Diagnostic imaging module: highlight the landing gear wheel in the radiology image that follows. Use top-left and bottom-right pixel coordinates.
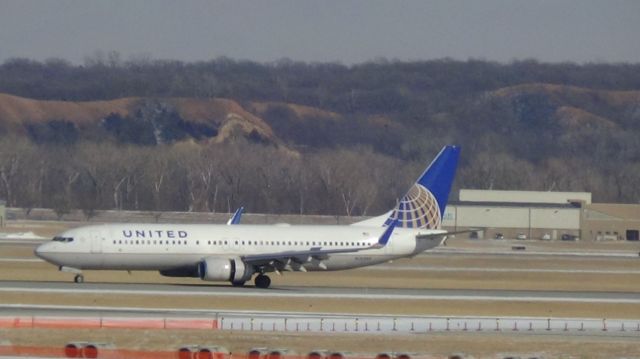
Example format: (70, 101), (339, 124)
(231, 280), (245, 287)
(73, 274), (84, 283)
(254, 274), (271, 289)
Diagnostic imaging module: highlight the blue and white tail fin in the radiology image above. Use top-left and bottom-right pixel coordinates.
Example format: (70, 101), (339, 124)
(353, 145), (460, 229)
(226, 207), (244, 225)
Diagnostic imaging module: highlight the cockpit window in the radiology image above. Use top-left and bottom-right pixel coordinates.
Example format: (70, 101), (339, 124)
(52, 236), (74, 243)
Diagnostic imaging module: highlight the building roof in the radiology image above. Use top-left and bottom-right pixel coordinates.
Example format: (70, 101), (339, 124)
(449, 201), (581, 209)
(459, 189), (591, 205)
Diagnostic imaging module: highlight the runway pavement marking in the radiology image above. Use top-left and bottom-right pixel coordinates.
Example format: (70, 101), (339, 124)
(1, 286), (639, 304)
(432, 248), (639, 258)
(0, 258), (42, 263)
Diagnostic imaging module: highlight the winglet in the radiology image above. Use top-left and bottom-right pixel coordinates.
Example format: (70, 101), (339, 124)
(374, 219), (398, 248)
(226, 207), (244, 225)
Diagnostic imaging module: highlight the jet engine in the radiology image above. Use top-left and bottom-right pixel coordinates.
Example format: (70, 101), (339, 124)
(198, 256), (252, 284)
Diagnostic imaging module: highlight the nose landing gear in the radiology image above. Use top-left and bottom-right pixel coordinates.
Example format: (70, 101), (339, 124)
(60, 266), (84, 284)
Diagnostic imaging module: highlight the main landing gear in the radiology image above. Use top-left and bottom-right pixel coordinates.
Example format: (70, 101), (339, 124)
(73, 274), (84, 283)
(254, 274), (271, 289)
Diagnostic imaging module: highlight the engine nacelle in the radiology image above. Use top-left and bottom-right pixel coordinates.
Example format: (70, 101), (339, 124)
(198, 257), (251, 283)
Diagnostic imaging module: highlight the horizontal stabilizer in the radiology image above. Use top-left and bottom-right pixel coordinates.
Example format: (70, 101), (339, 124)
(374, 219), (397, 248)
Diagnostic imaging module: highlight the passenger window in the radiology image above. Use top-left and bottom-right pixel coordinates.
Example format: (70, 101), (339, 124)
(135, 240), (139, 245)
(172, 240), (176, 245)
(208, 241), (211, 245)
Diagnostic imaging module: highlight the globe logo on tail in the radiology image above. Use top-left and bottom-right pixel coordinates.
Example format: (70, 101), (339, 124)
(384, 183), (441, 229)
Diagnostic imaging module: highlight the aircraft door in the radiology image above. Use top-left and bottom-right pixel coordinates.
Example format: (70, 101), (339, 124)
(90, 230), (103, 254)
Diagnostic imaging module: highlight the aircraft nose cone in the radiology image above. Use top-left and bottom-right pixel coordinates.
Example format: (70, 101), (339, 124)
(34, 242), (51, 261)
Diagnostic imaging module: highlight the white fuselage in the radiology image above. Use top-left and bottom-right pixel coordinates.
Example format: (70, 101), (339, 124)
(35, 223), (445, 272)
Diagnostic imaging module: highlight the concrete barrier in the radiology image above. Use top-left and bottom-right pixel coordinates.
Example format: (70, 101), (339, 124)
(248, 347), (270, 359)
(178, 345), (201, 359)
(308, 350), (328, 359)
(197, 345), (229, 359)
(64, 342), (90, 358)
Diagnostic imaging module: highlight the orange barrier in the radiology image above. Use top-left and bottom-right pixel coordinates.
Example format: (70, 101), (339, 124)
(1, 315), (220, 331)
(0, 316), (33, 328)
(1, 345), (178, 359)
(165, 318), (219, 330)
(33, 317), (101, 329)
(101, 317), (166, 329)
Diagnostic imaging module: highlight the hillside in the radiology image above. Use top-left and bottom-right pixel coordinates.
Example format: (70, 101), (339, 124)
(489, 83), (640, 130)
(1, 82), (639, 156)
(0, 93), (280, 146)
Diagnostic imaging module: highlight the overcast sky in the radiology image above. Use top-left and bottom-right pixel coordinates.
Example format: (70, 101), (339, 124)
(1, 0), (639, 65)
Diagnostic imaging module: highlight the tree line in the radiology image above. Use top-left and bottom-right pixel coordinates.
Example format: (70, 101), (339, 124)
(2, 137), (639, 218)
(1, 56), (640, 209)
(0, 138), (414, 217)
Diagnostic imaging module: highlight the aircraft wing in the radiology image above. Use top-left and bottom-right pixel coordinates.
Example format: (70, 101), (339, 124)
(241, 220), (398, 271)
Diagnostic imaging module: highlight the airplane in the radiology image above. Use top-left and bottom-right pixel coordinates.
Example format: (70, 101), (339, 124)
(35, 145), (460, 289)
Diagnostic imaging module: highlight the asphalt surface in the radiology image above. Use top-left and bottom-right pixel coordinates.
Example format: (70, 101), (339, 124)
(1, 280), (639, 303)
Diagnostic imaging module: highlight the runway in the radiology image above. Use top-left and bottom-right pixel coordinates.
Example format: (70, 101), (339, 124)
(5, 256), (640, 274)
(1, 280), (639, 304)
